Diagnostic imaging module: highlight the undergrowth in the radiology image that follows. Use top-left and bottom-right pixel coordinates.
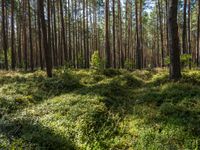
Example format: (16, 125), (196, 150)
(0, 69), (200, 149)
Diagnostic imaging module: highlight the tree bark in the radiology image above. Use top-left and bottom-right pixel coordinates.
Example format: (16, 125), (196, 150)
(188, 0), (192, 69)
(135, 0), (142, 69)
(113, 0), (116, 68)
(39, 0), (53, 77)
(28, 0), (34, 71)
(11, 0), (16, 70)
(105, 0), (111, 68)
(182, 0), (187, 54)
(2, 0), (8, 70)
(168, 0), (182, 80)
(158, 0), (165, 67)
(197, 0), (200, 66)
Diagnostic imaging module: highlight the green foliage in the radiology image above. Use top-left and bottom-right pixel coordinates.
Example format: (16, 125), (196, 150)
(181, 54), (192, 66)
(90, 51), (104, 71)
(124, 59), (134, 70)
(164, 56), (170, 65)
(165, 54), (192, 68)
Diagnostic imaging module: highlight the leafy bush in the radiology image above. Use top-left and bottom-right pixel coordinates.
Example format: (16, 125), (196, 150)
(90, 51), (104, 71)
(124, 59), (134, 70)
(181, 54), (192, 66)
(181, 71), (200, 84)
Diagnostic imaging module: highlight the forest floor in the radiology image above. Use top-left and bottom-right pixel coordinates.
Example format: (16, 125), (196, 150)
(0, 68), (200, 149)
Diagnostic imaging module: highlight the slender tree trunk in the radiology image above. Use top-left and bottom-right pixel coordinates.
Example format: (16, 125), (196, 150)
(60, 0), (68, 63)
(182, 0), (187, 54)
(47, 0), (52, 68)
(158, 0), (165, 67)
(165, 0), (169, 56)
(113, 0), (116, 68)
(86, 0), (89, 68)
(39, 0), (53, 77)
(68, 0), (72, 64)
(83, 0), (87, 68)
(105, 0), (111, 68)
(37, 0), (44, 70)
(2, 0), (8, 70)
(11, 0), (16, 70)
(135, 0), (142, 69)
(28, 0), (34, 71)
(168, 0), (182, 80)
(197, 0), (200, 66)
(156, 4), (160, 67)
(139, 0), (143, 68)
(23, 0), (28, 71)
(117, 0), (122, 68)
(53, 0), (58, 67)
(17, 19), (22, 67)
(188, 0), (192, 69)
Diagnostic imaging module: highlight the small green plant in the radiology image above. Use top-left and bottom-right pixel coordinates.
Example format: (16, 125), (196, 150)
(90, 51), (103, 71)
(124, 59), (133, 70)
(164, 56), (170, 66)
(181, 54), (192, 67)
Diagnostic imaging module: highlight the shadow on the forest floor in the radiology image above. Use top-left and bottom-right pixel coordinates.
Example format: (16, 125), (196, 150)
(0, 118), (75, 150)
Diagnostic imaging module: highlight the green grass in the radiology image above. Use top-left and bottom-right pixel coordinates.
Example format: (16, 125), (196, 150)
(0, 69), (200, 149)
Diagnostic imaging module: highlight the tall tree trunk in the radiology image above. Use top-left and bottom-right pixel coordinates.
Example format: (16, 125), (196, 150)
(158, 0), (165, 67)
(23, 0), (28, 71)
(86, 0), (89, 68)
(53, 0), (58, 67)
(165, 0), (169, 56)
(105, 0), (111, 68)
(60, 0), (68, 63)
(135, 0), (142, 69)
(168, 0), (182, 80)
(117, 0), (122, 68)
(182, 0), (187, 54)
(68, 0), (72, 64)
(37, 0), (44, 70)
(188, 0), (191, 69)
(39, 0), (53, 77)
(17, 19), (22, 67)
(11, 0), (16, 70)
(139, 0), (143, 68)
(197, 0), (200, 66)
(83, 0), (86, 68)
(47, 0), (52, 68)
(2, 0), (8, 70)
(28, 0), (34, 71)
(113, 0), (116, 68)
